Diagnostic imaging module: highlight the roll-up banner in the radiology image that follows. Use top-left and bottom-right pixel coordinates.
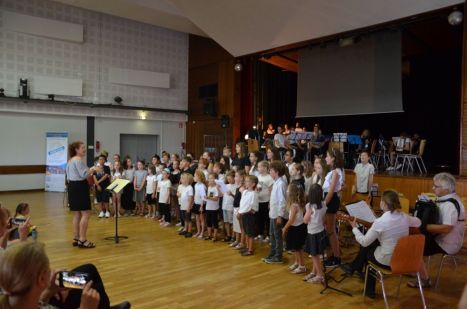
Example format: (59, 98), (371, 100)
(45, 132), (68, 192)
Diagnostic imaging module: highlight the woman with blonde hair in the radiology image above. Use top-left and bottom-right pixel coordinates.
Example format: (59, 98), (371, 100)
(340, 190), (421, 299)
(0, 242), (109, 309)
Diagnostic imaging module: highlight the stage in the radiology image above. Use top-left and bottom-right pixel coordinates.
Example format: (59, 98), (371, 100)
(0, 190), (465, 308)
(342, 169), (467, 208)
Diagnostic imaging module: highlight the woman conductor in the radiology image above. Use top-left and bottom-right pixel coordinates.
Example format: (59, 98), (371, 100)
(66, 141), (96, 248)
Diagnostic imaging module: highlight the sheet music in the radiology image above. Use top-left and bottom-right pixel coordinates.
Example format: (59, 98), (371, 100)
(345, 200), (376, 223)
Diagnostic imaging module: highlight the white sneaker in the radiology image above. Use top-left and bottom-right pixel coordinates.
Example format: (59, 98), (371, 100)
(386, 166), (394, 171)
(255, 235), (263, 241)
(105, 211), (110, 218)
(262, 236), (270, 243)
(176, 222), (182, 227)
(177, 227), (184, 232)
(98, 211), (105, 218)
(163, 222), (171, 227)
(396, 163), (402, 170)
(292, 266), (307, 274)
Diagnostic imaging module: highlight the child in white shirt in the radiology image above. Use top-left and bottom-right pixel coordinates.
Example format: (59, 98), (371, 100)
(157, 168), (172, 227)
(178, 173), (194, 237)
(222, 171), (237, 242)
(238, 175), (259, 256)
(255, 161), (274, 242)
(204, 173), (220, 241)
(145, 165), (157, 219)
(193, 170), (207, 239)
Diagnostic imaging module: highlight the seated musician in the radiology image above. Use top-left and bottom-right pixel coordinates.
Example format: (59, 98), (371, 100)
(273, 126), (290, 151)
(340, 191), (421, 298)
(408, 172), (465, 288)
(307, 124), (324, 158)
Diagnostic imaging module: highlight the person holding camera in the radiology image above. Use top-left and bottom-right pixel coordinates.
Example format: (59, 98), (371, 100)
(66, 141), (96, 249)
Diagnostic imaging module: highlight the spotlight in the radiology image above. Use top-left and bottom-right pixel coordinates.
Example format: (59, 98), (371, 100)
(140, 110), (147, 120)
(448, 10), (463, 26)
(114, 96), (123, 104)
(0, 88), (4, 97)
(48, 94), (55, 101)
(234, 61), (243, 72)
(339, 37), (355, 47)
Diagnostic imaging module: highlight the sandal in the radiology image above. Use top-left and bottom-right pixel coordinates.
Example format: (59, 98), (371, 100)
(303, 272), (316, 281)
(241, 251), (254, 256)
(72, 238), (79, 247)
(78, 240), (96, 249)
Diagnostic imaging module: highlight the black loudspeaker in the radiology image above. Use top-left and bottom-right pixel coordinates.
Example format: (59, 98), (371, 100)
(200, 84), (218, 117)
(221, 115), (230, 128)
(199, 84), (218, 99)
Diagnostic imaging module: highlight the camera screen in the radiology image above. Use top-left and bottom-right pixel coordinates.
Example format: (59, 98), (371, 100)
(61, 271), (89, 289)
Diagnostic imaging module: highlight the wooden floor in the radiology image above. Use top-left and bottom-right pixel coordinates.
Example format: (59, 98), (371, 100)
(1, 191), (466, 308)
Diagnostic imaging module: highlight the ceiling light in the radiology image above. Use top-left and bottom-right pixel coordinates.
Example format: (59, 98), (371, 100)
(234, 61), (243, 72)
(448, 10), (463, 26)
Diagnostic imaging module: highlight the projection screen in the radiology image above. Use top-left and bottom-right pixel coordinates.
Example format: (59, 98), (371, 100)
(296, 30), (403, 118)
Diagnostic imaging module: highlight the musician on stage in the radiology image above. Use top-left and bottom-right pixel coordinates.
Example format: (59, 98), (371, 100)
(340, 191), (421, 298)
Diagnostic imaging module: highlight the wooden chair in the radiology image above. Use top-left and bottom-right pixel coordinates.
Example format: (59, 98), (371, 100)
(363, 234), (426, 309)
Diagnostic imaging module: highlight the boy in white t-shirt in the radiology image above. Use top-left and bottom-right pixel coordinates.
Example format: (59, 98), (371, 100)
(178, 173), (194, 238)
(353, 150), (375, 201)
(239, 175), (259, 256)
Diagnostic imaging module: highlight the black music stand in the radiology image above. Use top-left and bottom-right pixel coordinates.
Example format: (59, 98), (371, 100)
(320, 263), (352, 297)
(104, 180), (129, 244)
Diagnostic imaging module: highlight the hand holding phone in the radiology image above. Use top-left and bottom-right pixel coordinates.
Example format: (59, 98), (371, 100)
(59, 271), (90, 289)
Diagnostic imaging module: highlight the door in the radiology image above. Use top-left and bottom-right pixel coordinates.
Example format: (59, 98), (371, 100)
(120, 134), (159, 164)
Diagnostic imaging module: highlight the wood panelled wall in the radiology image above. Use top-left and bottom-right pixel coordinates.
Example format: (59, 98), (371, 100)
(186, 35), (241, 158)
(461, 4), (467, 175)
(342, 171), (467, 207)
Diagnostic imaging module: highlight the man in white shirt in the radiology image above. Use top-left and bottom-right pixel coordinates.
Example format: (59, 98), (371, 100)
(409, 172), (465, 288)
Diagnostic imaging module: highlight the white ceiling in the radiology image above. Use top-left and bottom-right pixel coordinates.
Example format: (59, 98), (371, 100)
(53, 0), (463, 57)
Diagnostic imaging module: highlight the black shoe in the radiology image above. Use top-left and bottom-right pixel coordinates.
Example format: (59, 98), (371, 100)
(365, 292), (376, 299)
(184, 232), (193, 238)
(340, 263), (354, 276)
(178, 230), (187, 236)
(223, 237), (231, 242)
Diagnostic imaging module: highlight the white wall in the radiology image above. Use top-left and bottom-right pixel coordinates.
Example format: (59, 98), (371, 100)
(0, 0), (188, 110)
(95, 117), (185, 159)
(0, 112), (86, 191)
(0, 0), (188, 191)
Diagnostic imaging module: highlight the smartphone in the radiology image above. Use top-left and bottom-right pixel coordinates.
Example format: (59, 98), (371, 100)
(59, 271), (90, 289)
(209, 192), (214, 198)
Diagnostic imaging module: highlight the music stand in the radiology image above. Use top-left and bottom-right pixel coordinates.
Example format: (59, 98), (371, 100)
(104, 179), (130, 244)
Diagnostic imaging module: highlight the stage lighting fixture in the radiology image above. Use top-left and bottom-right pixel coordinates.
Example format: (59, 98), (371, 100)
(234, 61), (243, 72)
(448, 10), (463, 26)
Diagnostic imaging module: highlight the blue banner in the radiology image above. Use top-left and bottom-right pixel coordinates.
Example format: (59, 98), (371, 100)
(45, 132), (68, 192)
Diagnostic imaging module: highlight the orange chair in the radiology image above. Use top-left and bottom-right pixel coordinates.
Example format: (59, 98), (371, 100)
(363, 234), (426, 309)
(399, 197), (410, 214)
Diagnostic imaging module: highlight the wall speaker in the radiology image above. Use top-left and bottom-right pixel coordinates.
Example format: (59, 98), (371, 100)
(221, 115), (230, 128)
